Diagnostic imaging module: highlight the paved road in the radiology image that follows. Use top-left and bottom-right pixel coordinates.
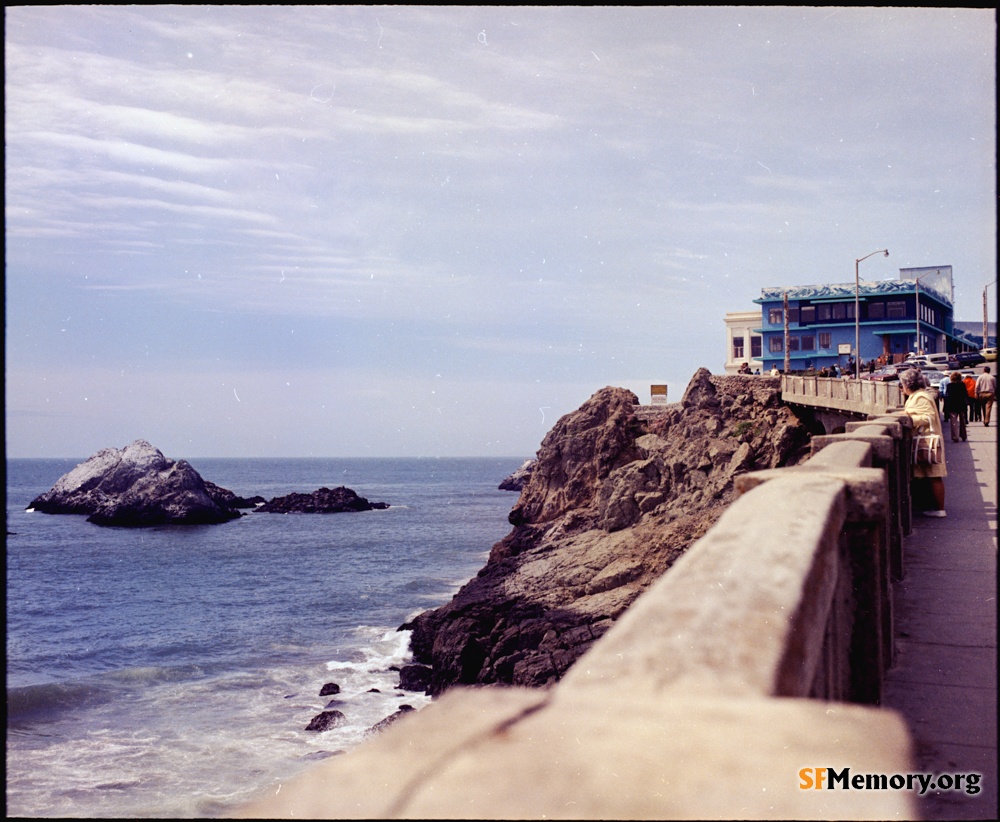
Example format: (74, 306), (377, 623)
(883, 415), (997, 820)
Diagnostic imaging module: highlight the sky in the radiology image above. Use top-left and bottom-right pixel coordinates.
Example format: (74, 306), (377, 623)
(5, 6), (996, 458)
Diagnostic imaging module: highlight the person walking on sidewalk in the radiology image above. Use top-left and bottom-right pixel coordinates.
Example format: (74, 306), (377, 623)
(943, 371), (969, 442)
(964, 372), (980, 422)
(901, 368), (947, 517)
(976, 366), (996, 427)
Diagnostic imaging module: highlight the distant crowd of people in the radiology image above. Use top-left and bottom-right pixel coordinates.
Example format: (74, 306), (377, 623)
(938, 366), (996, 440)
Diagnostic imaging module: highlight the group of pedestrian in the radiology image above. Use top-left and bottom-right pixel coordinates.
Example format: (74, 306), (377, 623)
(902, 365), (996, 519)
(938, 366), (996, 442)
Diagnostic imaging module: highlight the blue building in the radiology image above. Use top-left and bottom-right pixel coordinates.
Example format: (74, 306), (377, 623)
(753, 267), (960, 373)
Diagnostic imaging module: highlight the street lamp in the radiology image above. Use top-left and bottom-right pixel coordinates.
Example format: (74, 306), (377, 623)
(855, 248), (889, 378)
(985, 281), (997, 350)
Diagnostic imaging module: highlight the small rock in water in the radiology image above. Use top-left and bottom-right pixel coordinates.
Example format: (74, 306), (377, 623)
(367, 688), (381, 693)
(365, 704), (416, 736)
(305, 710), (346, 732)
(398, 663), (433, 692)
(302, 750), (340, 761)
(319, 682), (340, 696)
(324, 699), (341, 709)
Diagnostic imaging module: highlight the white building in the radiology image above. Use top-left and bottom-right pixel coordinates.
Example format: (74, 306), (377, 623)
(724, 310), (764, 374)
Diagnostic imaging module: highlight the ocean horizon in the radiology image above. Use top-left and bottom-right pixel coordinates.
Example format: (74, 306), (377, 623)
(6, 456), (527, 818)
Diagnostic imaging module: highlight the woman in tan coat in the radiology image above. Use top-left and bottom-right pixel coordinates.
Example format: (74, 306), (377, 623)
(901, 368), (947, 517)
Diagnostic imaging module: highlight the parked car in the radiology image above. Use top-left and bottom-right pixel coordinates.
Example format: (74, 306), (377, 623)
(906, 353), (951, 370)
(860, 367), (901, 382)
(955, 351), (985, 367)
(982, 347), (997, 362)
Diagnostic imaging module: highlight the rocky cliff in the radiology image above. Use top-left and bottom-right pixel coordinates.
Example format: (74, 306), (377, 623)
(401, 369), (812, 695)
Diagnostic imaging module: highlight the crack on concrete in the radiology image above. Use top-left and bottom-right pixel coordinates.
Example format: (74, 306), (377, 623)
(382, 695), (552, 817)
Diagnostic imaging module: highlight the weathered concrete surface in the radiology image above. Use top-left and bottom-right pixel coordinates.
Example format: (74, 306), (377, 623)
(782, 375), (904, 417)
(556, 474), (849, 700)
(236, 686), (915, 820)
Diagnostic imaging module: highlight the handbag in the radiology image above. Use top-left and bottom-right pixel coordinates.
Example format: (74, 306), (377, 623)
(912, 433), (943, 465)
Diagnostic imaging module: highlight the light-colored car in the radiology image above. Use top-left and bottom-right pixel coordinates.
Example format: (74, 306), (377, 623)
(981, 347), (996, 362)
(904, 353), (951, 370)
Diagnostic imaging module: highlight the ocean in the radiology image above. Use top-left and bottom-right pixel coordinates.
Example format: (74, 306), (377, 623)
(5, 456), (526, 818)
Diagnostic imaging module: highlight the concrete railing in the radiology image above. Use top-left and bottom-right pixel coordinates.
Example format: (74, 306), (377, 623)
(237, 413), (918, 820)
(782, 374), (904, 416)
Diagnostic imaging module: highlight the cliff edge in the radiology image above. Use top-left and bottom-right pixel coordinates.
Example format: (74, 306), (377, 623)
(402, 369), (811, 695)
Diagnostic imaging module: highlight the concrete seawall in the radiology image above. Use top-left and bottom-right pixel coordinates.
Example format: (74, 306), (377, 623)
(236, 397), (921, 819)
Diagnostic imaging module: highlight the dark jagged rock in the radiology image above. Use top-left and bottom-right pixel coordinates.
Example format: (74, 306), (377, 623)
(401, 371), (812, 696)
(304, 710), (346, 732)
(27, 440), (242, 528)
(318, 682), (341, 697)
(203, 481), (265, 510)
(365, 704), (415, 737)
(397, 664), (433, 692)
(257, 486), (388, 514)
(499, 459), (537, 491)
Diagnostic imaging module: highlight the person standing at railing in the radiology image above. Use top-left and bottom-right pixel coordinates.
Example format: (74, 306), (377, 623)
(900, 368), (947, 518)
(976, 367), (996, 427)
(943, 372), (969, 443)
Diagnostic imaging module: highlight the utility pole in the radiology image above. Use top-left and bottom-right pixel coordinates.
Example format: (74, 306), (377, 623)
(985, 281), (996, 348)
(783, 291), (790, 374)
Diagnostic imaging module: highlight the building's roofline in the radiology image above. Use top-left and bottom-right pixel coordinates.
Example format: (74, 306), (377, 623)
(755, 280), (952, 305)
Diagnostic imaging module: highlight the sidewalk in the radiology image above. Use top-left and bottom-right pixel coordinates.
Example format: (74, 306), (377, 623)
(882, 416), (997, 820)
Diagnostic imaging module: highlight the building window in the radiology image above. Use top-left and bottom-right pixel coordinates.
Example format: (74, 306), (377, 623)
(801, 335), (815, 351)
(831, 303), (855, 321)
(787, 336), (800, 352)
(788, 307), (800, 324)
(769, 337), (784, 353)
(751, 337), (762, 358)
(819, 332), (831, 348)
(733, 336), (744, 358)
(800, 306), (816, 324)
(768, 308), (783, 325)
(887, 301), (906, 318)
(818, 305), (831, 321)
(868, 302), (885, 320)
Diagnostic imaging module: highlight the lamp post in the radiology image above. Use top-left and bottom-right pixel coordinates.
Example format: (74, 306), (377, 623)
(985, 281), (997, 350)
(855, 248), (889, 378)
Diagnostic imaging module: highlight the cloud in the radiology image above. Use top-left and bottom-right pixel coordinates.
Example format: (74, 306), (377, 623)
(4, 6), (995, 458)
